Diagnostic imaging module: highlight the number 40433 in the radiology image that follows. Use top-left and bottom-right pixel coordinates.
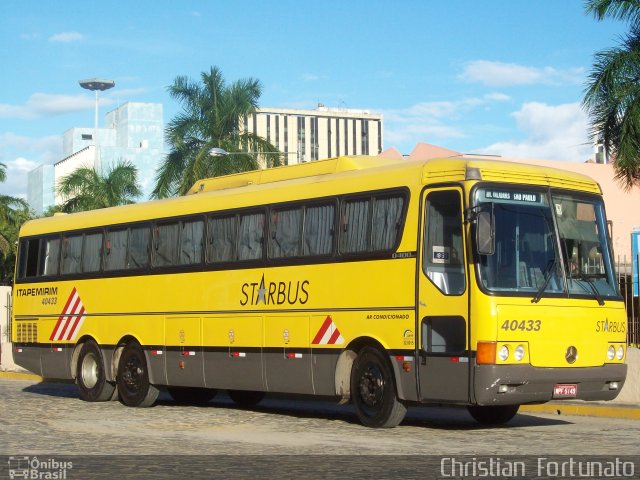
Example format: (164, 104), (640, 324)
(500, 319), (541, 332)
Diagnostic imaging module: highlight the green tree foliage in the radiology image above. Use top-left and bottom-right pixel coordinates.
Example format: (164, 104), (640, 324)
(0, 162), (32, 283)
(153, 66), (281, 198)
(57, 161), (142, 213)
(584, 0), (640, 187)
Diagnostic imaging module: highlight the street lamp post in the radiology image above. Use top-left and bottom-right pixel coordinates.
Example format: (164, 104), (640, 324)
(79, 78), (115, 171)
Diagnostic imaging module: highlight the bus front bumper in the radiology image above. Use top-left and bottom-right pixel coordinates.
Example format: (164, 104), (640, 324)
(473, 363), (627, 406)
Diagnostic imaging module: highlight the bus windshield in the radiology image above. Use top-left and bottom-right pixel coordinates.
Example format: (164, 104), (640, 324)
(474, 187), (618, 300)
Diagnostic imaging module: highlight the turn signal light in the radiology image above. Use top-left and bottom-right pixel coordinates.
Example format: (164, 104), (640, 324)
(477, 342), (497, 364)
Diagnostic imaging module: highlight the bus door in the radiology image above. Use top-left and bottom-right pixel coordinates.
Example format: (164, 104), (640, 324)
(417, 187), (470, 402)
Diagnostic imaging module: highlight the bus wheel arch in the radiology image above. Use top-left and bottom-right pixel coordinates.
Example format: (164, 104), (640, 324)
(74, 337), (116, 402)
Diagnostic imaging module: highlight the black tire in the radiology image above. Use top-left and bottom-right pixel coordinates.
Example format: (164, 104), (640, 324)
(227, 390), (266, 407)
(167, 387), (217, 405)
(467, 405), (520, 425)
(76, 340), (116, 402)
(350, 346), (407, 428)
(116, 342), (159, 407)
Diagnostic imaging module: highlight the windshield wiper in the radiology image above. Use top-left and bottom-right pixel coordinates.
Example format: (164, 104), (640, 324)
(574, 273), (605, 306)
(531, 258), (557, 304)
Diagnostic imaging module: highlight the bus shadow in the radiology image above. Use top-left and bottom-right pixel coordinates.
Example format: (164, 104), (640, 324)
(22, 380), (78, 399)
(23, 381), (572, 429)
(159, 391), (572, 429)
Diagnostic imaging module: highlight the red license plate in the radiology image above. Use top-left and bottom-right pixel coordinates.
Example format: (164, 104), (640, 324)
(553, 384), (577, 398)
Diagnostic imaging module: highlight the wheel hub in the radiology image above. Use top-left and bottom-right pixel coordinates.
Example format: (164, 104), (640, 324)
(358, 365), (384, 407)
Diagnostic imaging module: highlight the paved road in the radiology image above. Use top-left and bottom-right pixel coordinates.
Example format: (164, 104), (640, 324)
(0, 378), (638, 458)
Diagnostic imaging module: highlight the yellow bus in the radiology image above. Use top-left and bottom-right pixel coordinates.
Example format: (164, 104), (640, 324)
(12, 155), (627, 427)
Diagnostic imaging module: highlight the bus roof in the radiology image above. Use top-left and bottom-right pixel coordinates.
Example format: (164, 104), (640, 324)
(20, 155), (601, 237)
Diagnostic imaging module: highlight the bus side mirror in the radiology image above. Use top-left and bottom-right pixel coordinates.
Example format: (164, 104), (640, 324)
(476, 211), (495, 255)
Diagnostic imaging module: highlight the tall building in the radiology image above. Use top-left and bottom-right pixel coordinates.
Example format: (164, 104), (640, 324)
(27, 102), (164, 214)
(249, 106), (383, 164)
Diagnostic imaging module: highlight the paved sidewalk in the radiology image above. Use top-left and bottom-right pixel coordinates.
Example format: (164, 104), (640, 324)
(2, 370), (638, 420)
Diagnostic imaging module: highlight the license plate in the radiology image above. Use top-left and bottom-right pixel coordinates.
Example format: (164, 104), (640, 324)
(553, 384), (577, 398)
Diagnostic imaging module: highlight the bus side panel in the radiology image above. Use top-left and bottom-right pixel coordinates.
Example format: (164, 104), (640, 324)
(264, 315), (313, 394)
(164, 316), (204, 388)
(203, 316), (264, 391)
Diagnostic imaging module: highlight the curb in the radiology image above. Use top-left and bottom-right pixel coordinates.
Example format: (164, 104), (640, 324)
(0, 370), (43, 382)
(520, 402), (640, 420)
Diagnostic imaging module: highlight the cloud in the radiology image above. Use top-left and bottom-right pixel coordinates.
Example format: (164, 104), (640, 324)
(0, 134), (62, 198)
(6, 157), (39, 173)
(0, 93), (111, 119)
(48, 31), (84, 43)
(477, 102), (592, 162)
(460, 60), (584, 87)
(383, 94), (509, 149)
(301, 73), (327, 82)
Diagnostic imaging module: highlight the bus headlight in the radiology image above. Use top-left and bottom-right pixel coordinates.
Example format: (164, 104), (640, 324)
(616, 346), (624, 360)
(607, 345), (615, 361)
(514, 345), (525, 362)
(498, 345), (509, 362)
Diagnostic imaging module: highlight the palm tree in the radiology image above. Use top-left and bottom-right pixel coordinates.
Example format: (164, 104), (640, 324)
(584, 0), (640, 187)
(153, 66), (281, 198)
(0, 161), (32, 283)
(57, 161), (142, 213)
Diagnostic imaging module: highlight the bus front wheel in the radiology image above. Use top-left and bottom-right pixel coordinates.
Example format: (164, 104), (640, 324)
(350, 346), (407, 428)
(76, 340), (116, 402)
(467, 404), (519, 425)
(116, 342), (159, 407)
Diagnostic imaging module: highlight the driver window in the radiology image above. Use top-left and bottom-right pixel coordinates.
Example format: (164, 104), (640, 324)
(423, 190), (465, 295)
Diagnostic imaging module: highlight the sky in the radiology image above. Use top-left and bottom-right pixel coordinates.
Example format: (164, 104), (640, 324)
(0, 0), (629, 200)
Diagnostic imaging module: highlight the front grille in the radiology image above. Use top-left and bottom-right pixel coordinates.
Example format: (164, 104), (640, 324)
(16, 322), (38, 343)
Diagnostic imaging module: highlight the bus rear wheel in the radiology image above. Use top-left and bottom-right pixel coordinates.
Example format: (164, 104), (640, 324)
(167, 387), (217, 405)
(116, 342), (159, 407)
(350, 346), (407, 428)
(76, 340), (116, 402)
(227, 390), (265, 407)
(467, 405), (519, 425)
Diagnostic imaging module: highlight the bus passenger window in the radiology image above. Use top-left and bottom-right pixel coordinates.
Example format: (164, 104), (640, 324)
(105, 229), (128, 271)
(61, 235), (83, 275)
(179, 219), (204, 265)
(270, 207), (302, 258)
(129, 225), (150, 269)
(371, 196), (404, 251)
(207, 216), (237, 263)
(154, 222), (180, 267)
(18, 239), (40, 278)
(82, 232), (103, 273)
(38, 237), (60, 277)
(238, 212), (264, 261)
(303, 204), (335, 256)
(341, 198), (370, 253)
(423, 191), (465, 295)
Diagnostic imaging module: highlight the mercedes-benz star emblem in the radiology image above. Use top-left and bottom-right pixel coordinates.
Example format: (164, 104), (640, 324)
(565, 346), (578, 364)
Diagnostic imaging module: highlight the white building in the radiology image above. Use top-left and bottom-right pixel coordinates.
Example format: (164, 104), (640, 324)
(249, 106), (383, 164)
(27, 102), (164, 214)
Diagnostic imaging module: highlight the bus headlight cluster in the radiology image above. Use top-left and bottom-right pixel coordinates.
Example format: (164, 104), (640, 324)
(607, 344), (626, 362)
(496, 343), (527, 362)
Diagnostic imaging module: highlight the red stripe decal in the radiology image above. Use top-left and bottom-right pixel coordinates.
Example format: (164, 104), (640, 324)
(327, 328), (341, 345)
(312, 316), (332, 344)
